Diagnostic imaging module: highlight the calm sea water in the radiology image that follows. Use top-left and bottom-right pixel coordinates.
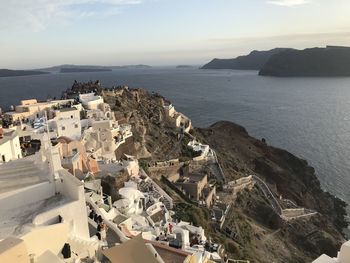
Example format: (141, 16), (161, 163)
(0, 68), (349, 217)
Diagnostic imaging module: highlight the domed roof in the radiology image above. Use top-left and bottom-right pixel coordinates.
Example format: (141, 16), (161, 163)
(119, 187), (144, 200)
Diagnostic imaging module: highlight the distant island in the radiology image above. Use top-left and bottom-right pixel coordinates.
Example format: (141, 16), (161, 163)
(176, 65), (195, 69)
(259, 46), (350, 77)
(37, 64), (152, 73)
(60, 67), (112, 73)
(202, 46), (350, 77)
(0, 69), (49, 78)
(201, 48), (289, 70)
(111, 64), (152, 69)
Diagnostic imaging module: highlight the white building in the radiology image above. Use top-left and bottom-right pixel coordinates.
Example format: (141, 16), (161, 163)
(82, 119), (132, 162)
(164, 104), (192, 133)
(85, 106), (113, 128)
(0, 135), (98, 262)
(0, 127), (22, 163)
(48, 107), (82, 140)
(122, 154), (140, 176)
(313, 241), (350, 263)
(187, 140), (212, 161)
(4, 98), (75, 123)
(79, 92), (104, 110)
(49, 118), (81, 140)
(118, 187), (145, 215)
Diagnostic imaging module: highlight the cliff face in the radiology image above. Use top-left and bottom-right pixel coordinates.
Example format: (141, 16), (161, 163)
(201, 48), (289, 70)
(259, 46), (350, 77)
(193, 121), (347, 262)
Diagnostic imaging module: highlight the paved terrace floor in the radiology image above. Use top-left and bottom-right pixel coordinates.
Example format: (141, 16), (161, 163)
(0, 157), (49, 194)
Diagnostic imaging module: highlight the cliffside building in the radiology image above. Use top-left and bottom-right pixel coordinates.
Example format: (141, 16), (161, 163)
(79, 92), (104, 110)
(0, 127), (22, 163)
(173, 173), (216, 208)
(57, 136), (99, 179)
(48, 107), (82, 140)
(164, 104), (192, 133)
(82, 119), (132, 162)
(3, 99), (75, 123)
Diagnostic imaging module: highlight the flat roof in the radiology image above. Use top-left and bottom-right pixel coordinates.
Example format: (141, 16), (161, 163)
(145, 240), (191, 263)
(0, 130), (17, 145)
(0, 157), (49, 194)
(102, 234), (159, 263)
(58, 107), (78, 112)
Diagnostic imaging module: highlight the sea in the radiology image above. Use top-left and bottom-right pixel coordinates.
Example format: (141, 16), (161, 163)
(0, 67), (349, 225)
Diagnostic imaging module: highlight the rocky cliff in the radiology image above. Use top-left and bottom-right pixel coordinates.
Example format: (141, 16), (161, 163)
(259, 46), (350, 77)
(201, 48), (289, 70)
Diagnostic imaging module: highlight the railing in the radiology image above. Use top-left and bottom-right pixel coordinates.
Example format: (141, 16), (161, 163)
(252, 175), (282, 215)
(212, 150), (226, 183)
(252, 175), (317, 220)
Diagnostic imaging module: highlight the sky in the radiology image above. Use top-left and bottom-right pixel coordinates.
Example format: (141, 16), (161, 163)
(1, 0), (350, 69)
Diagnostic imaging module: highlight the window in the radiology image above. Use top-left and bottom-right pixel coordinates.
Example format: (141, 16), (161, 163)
(71, 115), (73, 119)
(62, 126), (66, 130)
(2, 155), (5, 162)
(74, 124), (78, 128)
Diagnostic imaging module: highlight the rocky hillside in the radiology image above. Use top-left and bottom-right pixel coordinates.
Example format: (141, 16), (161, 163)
(259, 46), (350, 77)
(102, 87), (188, 160)
(194, 121), (347, 261)
(194, 121), (348, 233)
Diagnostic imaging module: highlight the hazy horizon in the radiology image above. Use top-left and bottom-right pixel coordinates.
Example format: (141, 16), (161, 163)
(1, 0), (350, 69)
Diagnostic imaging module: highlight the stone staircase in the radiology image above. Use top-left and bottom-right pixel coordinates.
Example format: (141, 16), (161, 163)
(68, 235), (100, 260)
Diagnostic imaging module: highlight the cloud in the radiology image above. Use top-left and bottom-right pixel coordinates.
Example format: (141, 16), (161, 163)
(0, 0), (143, 32)
(266, 0), (311, 7)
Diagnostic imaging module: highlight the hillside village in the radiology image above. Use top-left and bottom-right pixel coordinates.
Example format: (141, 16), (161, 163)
(0, 81), (349, 263)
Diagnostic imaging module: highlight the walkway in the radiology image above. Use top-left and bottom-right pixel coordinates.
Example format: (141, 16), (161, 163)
(252, 175), (317, 220)
(211, 150), (226, 183)
(252, 175), (282, 215)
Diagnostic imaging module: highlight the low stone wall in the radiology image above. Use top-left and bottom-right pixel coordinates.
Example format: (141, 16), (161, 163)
(149, 158), (180, 168)
(282, 208), (305, 218)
